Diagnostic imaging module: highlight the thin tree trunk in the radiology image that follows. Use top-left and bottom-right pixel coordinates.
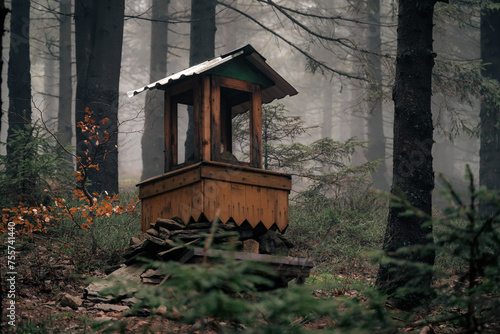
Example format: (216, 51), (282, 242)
(75, 0), (124, 194)
(376, 0), (436, 310)
(479, 1), (500, 215)
(141, 0), (170, 181)
(0, 0), (9, 322)
(58, 0), (73, 165)
(185, 0), (216, 160)
(43, 55), (57, 123)
(365, 0), (389, 191)
(0, 0), (7, 135)
(321, 87), (333, 139)
(350, 86), (366, 166)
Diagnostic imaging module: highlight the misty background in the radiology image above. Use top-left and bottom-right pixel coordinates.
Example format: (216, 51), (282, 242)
(0, 0), (480, 195)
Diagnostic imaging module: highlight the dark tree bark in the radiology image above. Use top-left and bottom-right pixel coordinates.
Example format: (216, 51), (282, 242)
(185, 0), (216, 159)
(364, 0), (389, 191)
(479, 1), (500, 214)
(0, 0), (9, 324)
(6, 0), (32, 204)
(0, 0), (7, 135)
(58, 0), (73, 165)
(376, 0), (437, 310)
(75, 0), (124, 194)
(7, 0), (31, 145)
(141, 0), (170, 181)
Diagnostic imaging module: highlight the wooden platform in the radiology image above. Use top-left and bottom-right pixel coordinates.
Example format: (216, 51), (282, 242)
(179, 247), (314, 286)
(138, 161), (292, 232)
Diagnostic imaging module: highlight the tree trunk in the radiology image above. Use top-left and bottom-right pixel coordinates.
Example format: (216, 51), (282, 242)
(58, 0), (73, 165)
(141, 0), (170, 181)
(6, 0), (32, 202)
(75, 0), (124, 195)
(7, 0), (31, 143)
(479, 1), (500, 214)
(0, 0), (9, 323)
(0, 0), (7, 135)
(43, 55), (57, 123)
(185, 0), (216, 159)
(364, 0), (389, 191)
(376, 0), (436, 310)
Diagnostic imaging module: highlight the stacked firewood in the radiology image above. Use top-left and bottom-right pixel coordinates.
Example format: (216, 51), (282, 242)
(124, 217), (244, 266)
(124, 216), (294, 266)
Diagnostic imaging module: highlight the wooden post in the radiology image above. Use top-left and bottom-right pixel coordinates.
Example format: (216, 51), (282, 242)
(211, 76), (221, 161)
(201, 76), (211, 161)
(193, 78), (201, 162)
(250, 85), (262, 168)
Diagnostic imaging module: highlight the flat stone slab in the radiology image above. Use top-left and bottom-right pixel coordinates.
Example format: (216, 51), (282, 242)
(93, 303), (130, 312)
(85, 263), (144, 302)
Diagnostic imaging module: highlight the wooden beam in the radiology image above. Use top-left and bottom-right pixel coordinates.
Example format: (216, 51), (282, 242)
(219, 76), (256, 92)
(170, 78), (195, 97)
(201, 75), (211, 161)
(193, 78), (201, 162)
(200, 162), (292, 190)
(138, 165), (202, 199)
(211, 76), (221, 161)
(250, 86), (262, 168)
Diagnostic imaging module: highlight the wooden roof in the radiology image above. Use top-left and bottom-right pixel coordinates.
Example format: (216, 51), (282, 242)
(127, 44), (298, 113)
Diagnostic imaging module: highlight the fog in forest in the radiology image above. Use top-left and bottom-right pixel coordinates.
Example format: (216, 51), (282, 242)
(0, 0), (481, 197)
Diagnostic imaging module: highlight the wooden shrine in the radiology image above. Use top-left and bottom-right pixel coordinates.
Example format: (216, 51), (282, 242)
(128, 45), (298, 234)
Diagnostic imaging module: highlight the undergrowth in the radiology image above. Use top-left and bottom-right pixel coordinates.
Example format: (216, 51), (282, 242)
(287, 182), (388, 276)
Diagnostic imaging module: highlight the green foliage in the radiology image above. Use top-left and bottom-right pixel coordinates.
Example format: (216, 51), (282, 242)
(100, 251), (396, 333)
(432, 59), (500, 138)
(287, 184), (388, 274)
(232, 103), (378, 190)
(380, 166), (500, 331)
(232, 103), (311, 165)
(430, 167), (500, 332)
(0, 121), (72, 207)
(14, 318), (52, 334)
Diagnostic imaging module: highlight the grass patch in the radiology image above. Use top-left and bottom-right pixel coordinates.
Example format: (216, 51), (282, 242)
(286, 186), (388, 276)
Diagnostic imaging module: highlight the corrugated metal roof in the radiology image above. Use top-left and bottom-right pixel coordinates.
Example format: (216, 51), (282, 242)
(127, 44), (298, 106)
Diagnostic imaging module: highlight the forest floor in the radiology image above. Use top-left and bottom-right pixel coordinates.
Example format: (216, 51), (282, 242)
(1, 234), (448, 333)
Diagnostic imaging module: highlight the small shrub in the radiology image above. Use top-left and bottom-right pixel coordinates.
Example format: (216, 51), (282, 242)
(380, 166), (500, 332)
(0, 121), (73, 208)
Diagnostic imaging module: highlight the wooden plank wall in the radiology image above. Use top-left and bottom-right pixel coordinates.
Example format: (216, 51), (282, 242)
(139, 163), (291, 232)
(142, 180), (289, 231)
(141, 182), (204, 230)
